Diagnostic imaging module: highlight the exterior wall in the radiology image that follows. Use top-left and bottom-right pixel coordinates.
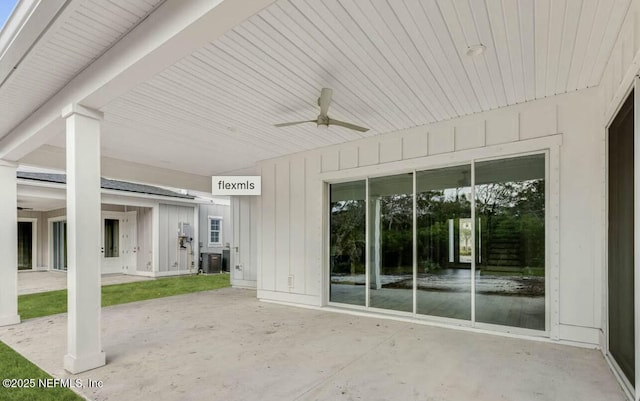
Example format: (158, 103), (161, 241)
(158, 203), (196, 273)
(19, 204), (155, 274)
(198, 201), (231, 254)
(255, 86), (604, 345)
(129, 206), (153, 272)
(230, 196), (257, 288)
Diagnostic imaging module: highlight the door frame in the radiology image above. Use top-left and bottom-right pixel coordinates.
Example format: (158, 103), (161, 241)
(323, 136), (560, 339)
(48, 216), (67, 271)
(17, 217), (37, 270)
(603, 78), (640, 401)
(101, 211), (124, 274)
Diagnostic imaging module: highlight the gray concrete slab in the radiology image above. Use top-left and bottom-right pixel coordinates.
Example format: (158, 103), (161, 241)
(18, 271), (153, 295)
(0, 288), (626, 401)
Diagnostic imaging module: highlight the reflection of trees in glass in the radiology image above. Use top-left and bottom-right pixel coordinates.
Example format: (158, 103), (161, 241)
(416, 190), (471, 270)
(330, 200), (365, 275)
(379, 194), (413, 271)
(476, 179), (545, 270)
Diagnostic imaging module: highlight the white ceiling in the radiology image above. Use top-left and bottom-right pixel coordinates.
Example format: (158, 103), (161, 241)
(0, 0), (163, 136)
(15, 0), (635, 175)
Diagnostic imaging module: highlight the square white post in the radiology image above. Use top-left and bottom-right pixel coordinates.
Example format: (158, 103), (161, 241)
(0, 161), (20, 327)
(62, 104), (106, 373)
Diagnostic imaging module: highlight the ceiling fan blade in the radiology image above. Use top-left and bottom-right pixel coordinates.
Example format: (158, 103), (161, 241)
(328, 118), (369, 132)
(318, 88), (333, 117)
(274, 120), (316, 128)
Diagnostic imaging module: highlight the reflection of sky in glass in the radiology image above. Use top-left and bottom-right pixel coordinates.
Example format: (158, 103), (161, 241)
(0, 0), (18, 31)
(443, 187), (471, 201)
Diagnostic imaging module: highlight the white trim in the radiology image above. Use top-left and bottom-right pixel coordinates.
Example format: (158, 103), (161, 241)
(603, 78), (637, 400)
(17, 217), (37, 270)
(365, 177), (370, 308)
(412, 170), (417, 315)
(635, 77), (640, 401)
(319, 135), (562, 182)
(48, 215), (66, 271)
(470, 159), (476, 324)
(207, 215), (223, 247)
(324, 141), (558, 340)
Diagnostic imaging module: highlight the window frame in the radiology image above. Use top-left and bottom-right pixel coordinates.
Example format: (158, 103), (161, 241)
(208, 216), (223, 247)
(321, 135), (561, 339)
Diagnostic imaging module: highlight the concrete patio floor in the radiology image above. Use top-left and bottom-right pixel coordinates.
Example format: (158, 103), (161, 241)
(18, 271), (152, 295)
(0, 288), (626, 401)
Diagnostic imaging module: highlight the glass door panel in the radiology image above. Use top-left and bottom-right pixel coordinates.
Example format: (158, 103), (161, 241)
(474, 154), (546, 330)
(17, 221), (33, 270)
(329, 181), (366, 306)
(368, 174), (413, 313)
(52, 221), (67, 271)
(416, 165), (472, 320)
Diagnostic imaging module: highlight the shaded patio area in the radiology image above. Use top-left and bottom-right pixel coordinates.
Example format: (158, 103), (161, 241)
(0, 288), (626, 401)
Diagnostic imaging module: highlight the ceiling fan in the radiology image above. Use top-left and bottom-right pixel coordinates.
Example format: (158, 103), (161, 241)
(274, 88), (369, 132)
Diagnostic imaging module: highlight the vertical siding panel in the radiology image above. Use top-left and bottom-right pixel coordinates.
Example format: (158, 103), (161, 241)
(358, 142), (379, 166)
(520, 104), (557, 139)
(260, 163), (276, 291)
(290, 157), (306, 294)
(241, 198), (255, 281)
(275, 159), (291, 292)
(305, 153), (322, 298)
(379, 138), (403, 163)
(321, 150), (339, 172)
(486, 111), (519, 145)
(159, 205), (168, 271)
(339, 147), (358, 169)
(428, 125), (454, 154)
(402, 130), (428, 159)
(454, 121), (485, 150)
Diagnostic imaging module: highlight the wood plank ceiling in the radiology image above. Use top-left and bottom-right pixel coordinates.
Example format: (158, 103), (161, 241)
(38, 0), (636, 174)
(0, 0), (164, 137)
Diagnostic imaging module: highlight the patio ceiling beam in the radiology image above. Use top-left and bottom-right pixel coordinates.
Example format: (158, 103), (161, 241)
(0, 0), (275, 163)
(20, 145), (212, 192)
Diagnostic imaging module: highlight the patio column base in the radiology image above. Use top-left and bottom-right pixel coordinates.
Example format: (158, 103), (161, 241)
(0, 314), (20, 327)
(64, 351), (106, 374)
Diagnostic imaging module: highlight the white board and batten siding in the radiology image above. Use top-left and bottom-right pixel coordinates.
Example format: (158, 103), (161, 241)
(158, 204), (197, 273)
(230, 197), (258, 288)
(199, 202), (231, 254)
(256, 86), (606, 346)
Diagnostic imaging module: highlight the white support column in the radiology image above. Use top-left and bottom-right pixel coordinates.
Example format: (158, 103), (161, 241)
(0, 160), (20, 327)
(62, 104), (105, 374)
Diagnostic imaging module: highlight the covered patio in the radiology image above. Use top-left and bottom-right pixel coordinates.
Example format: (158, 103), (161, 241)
(0, 0), (639, 399)
(0, 288), (626, 401)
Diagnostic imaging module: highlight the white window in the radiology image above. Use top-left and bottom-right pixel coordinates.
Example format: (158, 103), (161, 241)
(208, 216), (223, 246)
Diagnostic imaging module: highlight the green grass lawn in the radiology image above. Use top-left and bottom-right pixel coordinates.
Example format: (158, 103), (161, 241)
(19, 273), (230, 320)
(0, 341), (84, 401)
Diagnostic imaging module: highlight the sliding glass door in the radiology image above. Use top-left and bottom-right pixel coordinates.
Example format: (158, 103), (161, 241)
(329, 181), (366, 306)
(474, 155), (546, 330)
(52, 220), (67, 271)
(368, 174), (413, 313)
(328, 153), (547, 332)
(415, 165), (472, 320)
